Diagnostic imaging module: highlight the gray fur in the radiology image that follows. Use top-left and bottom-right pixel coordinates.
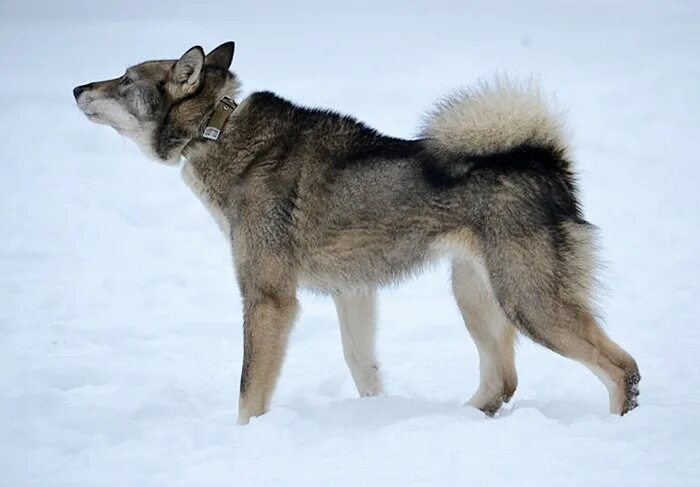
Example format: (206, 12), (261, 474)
(74, 43), (640, 423)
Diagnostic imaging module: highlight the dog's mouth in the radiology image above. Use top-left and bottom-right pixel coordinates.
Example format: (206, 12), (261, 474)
(75, 95), (143, 140)
(81, 110), (108, 125)
(76, 99), (99, 119)
(77, 101), (121, 128)
(76, 95), (106, 118)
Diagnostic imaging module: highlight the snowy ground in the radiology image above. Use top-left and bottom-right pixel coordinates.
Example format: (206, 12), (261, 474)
(2, 0), (700, 485)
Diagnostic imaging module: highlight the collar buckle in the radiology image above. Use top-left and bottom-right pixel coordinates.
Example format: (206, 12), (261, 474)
(201, 96), (237, 141)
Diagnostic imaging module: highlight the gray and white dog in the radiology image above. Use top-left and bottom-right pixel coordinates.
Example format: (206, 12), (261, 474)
(74, 42), (640, 424)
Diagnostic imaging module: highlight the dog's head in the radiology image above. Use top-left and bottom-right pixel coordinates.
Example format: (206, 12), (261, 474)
(73, 42), (240, 164)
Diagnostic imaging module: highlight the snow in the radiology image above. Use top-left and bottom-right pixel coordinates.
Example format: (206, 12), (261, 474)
(1, 0), (699, 485)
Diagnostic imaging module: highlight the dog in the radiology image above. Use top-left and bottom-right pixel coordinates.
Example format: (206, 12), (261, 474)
(74, 42), (640, 424)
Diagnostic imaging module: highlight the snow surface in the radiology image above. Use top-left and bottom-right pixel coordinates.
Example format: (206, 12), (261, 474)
(1, 0), (699, 485)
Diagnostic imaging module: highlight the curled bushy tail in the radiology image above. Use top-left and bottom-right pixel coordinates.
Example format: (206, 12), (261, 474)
(420, 78), (568, 159)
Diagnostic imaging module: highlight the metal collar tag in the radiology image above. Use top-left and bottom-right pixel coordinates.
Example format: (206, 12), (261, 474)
(202, 96), (237, 141)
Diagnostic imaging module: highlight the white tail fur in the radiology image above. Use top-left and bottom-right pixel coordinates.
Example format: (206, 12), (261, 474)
(420, 78), (568, 157)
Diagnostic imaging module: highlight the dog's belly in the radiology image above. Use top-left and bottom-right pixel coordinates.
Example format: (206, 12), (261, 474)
(298, 227), (483, 293)
(298, 231), (436, 292)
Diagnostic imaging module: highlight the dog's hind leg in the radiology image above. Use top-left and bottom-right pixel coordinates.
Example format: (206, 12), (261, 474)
(333, 290), (383, 397)
(452, 259), (518, 416)
(513, 301), (639, 415)
(486, 225), (640, 415)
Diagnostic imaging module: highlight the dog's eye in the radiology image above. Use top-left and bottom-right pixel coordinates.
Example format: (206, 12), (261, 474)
(120, 76), (133, 87)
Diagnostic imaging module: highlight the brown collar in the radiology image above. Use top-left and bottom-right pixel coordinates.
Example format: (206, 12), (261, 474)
(200, 96), (238, 141)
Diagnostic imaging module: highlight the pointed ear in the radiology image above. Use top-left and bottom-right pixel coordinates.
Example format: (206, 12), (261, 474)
(205, 41), (235, 70)
(172, 46), (205, 85)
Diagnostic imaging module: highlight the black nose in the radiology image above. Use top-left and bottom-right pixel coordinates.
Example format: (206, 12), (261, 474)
(73, 83), (92, 100)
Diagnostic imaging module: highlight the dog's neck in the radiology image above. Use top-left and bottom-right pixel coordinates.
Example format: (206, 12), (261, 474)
(180, 96), (238, 161)
(178, 94), (245, 238)
(152, 73), (241, 164)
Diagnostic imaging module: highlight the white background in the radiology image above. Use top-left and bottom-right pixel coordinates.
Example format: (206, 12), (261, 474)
(1, 1), (699, 485)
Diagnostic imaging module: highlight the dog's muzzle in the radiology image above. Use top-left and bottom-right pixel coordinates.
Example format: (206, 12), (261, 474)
(73, 83), (94, 100)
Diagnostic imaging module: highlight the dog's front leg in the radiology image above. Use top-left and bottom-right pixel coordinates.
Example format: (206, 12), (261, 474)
(237, 277), (298, 425)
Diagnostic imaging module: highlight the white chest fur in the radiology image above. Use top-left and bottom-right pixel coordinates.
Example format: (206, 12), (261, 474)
(181, 162), (231, 237)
